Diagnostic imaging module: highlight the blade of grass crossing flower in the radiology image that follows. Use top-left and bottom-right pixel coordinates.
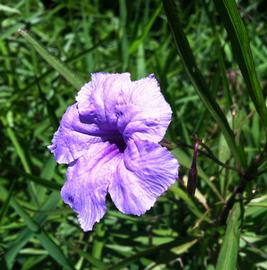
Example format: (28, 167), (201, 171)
(10, 199), (74, 270)
(163, 0), (246, 169)
(18, 29), (84, 90)
(214, 0), (267, 132)
(216, 201), (241, 270)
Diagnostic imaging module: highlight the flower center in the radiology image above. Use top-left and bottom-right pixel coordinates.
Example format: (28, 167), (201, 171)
(107, 133), (127, 153)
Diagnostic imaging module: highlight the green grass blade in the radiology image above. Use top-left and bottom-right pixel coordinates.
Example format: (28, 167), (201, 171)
(92, 223), (105, 260)
(218, 48), (232, 110)
(5, 193), (60, 269)
(10, 199), (39, 231)
(36, 80), (59, 130)
(16, 35), (111, 99)
(214, 0), (267, 131)
(18, 29), (84, 90)
(5, 125), (31, 174)
(21, 172), (61, 191)
(216, 202), (241, 270)
(2, 119), (40, 205)
(10, 199), (74, 270)
(0, 4), (20, 14)
(169, 185), (211, 222)
(163, 0), (245, 169)
(5, 228), (34, 269)
(0, 180), (15, 223)
(80, 252), (107, 269)
(106, 237), (196, 270)
(37, 230), (74, 270)
(119, 0), (129, 70)
(129, 4), (162, 54)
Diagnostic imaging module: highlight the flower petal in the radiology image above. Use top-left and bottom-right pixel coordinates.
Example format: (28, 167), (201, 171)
(109, 139), (179, 215)
(118, 74), (172, 143)
(76, 73), (171, 143)
(48, 103), (107, 164)
(76, 73), (131, 130)
(61, 142), (122, 231)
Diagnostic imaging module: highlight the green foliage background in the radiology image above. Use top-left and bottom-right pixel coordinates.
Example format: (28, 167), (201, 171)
(0, 0), (267, 269)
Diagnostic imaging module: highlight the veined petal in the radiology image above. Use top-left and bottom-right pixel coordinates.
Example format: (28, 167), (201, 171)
(109, 140), (179, 215)
(76, 73), (171, 143)
(61, 142), (122, 231)
(48, 103), (106, 164)
(118, 74), (172, 143)
(76, 73), (131, 130)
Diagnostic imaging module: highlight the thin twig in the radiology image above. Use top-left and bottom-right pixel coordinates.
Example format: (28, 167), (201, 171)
(175, 141), (238, 172)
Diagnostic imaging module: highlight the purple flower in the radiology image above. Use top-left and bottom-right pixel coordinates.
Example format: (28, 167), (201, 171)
(49, 73), (179, 231)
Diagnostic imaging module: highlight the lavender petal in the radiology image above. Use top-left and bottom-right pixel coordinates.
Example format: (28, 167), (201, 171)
(48, 103), (106, 164)
(109, 139), (179, 215)
(61, 141), (122, 231)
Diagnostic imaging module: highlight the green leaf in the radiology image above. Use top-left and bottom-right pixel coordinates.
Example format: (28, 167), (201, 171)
(163, 0), (245, 169)
(216, 202), (241, 270)
(18, 29), (84, 90)
(214, 0), (267, 132)
(10, 199), (74, 270)
(170, 239), (198, 255)
(245, 194), (267, 218)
